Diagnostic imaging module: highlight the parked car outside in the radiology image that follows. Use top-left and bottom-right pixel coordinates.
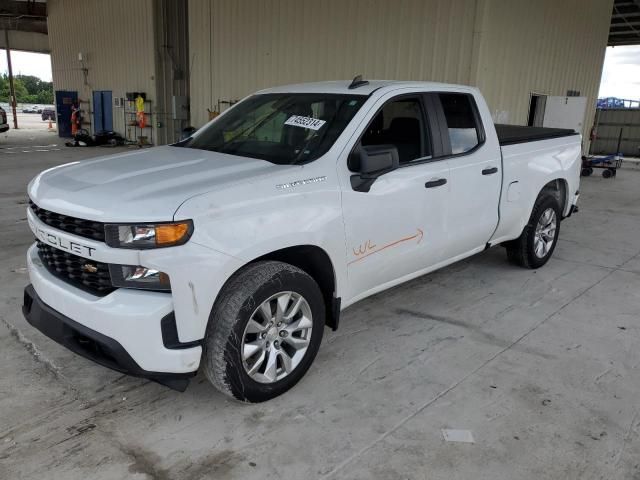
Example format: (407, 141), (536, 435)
(41, 108), (56, 122)
(22, 106), (39, 114)
(0, 106), (9, 133)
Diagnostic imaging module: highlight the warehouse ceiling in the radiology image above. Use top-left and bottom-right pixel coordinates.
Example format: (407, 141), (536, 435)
(609, 0), (640, 46)
(0, 1), (638, 48)
(0, 0), (47, 35)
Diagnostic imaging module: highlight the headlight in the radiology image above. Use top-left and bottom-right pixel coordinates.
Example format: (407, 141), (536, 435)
(105, 221), (193, 249)
(109, 265), (171, 291)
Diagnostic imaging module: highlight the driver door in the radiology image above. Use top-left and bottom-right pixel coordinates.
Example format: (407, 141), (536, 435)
(340, 93), (451, 302)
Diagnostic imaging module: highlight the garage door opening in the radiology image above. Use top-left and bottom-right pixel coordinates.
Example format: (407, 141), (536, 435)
(0, 49), (54, 133)
(527, 94), (547, 127)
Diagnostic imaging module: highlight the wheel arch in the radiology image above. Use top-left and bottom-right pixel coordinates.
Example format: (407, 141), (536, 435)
(254, 245), (340, 330)
(212, 245), (341, 331)
(540, 178), (569, 216)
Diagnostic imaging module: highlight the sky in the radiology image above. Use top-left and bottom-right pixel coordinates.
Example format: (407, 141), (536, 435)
(599, 45), (640, 100)
(0, 45), (638, 100)
(0, 50), (52, 82)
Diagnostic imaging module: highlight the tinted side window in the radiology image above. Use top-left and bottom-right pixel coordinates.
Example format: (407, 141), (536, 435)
(361, 98), (429, 164)
(439, 94), (480, 154)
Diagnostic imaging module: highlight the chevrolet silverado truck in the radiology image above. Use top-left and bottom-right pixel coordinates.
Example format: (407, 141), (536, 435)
(23, 79), (581, 402)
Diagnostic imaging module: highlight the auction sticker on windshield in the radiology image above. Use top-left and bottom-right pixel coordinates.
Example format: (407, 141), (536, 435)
(284, 115), (326, 130)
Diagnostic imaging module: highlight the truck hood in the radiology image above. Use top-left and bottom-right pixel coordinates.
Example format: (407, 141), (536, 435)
(28, 146), (284, 221)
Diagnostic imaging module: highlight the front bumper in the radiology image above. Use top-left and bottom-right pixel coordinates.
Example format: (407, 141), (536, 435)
(25, 243), (202, 388)
(22, 285), (195, 391)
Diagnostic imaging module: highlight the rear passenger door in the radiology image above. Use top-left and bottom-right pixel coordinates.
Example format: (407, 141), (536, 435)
(433, 92), (501, 258)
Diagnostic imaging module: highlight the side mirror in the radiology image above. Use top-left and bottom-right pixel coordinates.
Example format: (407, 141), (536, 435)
(348, 144), (399, 175)
(348, 144), (399, 192)
(181, 126), (197, 140)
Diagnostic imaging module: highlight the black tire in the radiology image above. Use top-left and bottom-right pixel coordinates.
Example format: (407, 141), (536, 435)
(505, 194), (561, 269)
(202, 261), (325, 402)
(581, 167), (592, 177)
(602, 169), (613, 179)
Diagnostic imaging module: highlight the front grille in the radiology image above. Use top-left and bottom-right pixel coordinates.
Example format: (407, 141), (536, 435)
(37, 241), (115, 296)
(30, 201), (105, 242)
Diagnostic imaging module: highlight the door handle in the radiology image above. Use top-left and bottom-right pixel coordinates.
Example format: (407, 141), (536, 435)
(425, 178), (447, 188)
(482, 167), (498, 175)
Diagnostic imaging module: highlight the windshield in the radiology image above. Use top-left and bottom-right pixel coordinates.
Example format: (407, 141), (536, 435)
(182, 93), (366, 164)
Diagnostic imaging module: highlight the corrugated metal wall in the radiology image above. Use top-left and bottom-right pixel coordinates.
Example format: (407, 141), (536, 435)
(47, 0), (157, 139)
(189, 0), (478, 126)
(591, 109), (640, 156)
(47, 0), (613, 144)
(188, 0), (613, 143)
(154, 0), (190, 145)
(475, 0), (612, 140)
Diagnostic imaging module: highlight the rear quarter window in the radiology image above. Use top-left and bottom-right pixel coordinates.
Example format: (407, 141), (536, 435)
(439, 93), (481, 154)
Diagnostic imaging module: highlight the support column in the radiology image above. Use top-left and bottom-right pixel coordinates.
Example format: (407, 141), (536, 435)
(4, 29), (18, 129)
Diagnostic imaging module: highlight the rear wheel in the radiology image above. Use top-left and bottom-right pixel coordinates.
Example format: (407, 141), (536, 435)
(505, 194), (561, 269)
(602, 169), (613, 179)
(202, 261), (325, 402)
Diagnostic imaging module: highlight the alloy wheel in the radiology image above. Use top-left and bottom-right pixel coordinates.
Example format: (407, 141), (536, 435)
(241, 291), (313, 383)
(533, 207), (557, 258)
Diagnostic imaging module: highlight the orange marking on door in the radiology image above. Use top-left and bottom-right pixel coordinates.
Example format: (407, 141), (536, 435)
(349, 228), (424, 265)
(352, 239), (377, 256)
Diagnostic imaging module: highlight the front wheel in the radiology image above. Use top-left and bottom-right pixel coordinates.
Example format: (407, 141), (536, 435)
(203, 261), (325, 402)
(505, 194), (561, 269)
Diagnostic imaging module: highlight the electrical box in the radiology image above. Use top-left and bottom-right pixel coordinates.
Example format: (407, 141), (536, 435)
(172, 95), (189, 120)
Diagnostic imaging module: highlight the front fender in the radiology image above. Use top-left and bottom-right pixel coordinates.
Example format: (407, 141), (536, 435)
(174, 172), (348, 314)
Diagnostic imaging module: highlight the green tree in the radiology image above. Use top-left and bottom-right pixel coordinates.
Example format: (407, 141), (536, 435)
(0, 76), (28, 102)
(16, 75), (44, 94)
(0, 75), (6, 101)
(36, 89), (53, 104)
(0, 74), (53, 104)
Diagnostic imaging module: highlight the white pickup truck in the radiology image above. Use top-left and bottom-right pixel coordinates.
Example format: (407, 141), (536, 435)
(23, 79), (581, 402)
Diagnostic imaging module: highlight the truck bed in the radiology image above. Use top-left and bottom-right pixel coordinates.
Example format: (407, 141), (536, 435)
(495, 124), (578, 146)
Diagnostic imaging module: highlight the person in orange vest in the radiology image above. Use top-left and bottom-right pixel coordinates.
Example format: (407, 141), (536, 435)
(71, 103), (81, 136)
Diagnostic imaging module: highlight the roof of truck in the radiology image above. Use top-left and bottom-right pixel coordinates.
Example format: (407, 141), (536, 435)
(256, 80), (476, 96)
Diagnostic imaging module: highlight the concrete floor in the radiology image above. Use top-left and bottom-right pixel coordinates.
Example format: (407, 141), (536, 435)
(2, 111), (58, 138)
(1, 134), (640, 480)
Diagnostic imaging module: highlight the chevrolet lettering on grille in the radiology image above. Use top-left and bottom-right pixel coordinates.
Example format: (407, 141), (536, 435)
(30, 219), (96, 258)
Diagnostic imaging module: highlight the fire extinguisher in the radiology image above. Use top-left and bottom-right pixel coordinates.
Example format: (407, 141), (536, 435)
(71, 104), (81, 136)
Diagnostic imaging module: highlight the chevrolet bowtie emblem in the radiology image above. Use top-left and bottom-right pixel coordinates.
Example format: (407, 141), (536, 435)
(82, 263), (98, 273)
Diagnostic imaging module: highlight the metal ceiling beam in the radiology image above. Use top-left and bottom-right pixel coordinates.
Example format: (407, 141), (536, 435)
(611, 20), (640, 27)
(0, 0), (47, 35)
(609, 0), (640, 45)
(611, 15), (640, 23)
(608, 38), (640, 45)
(0, 1), (47, 17)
